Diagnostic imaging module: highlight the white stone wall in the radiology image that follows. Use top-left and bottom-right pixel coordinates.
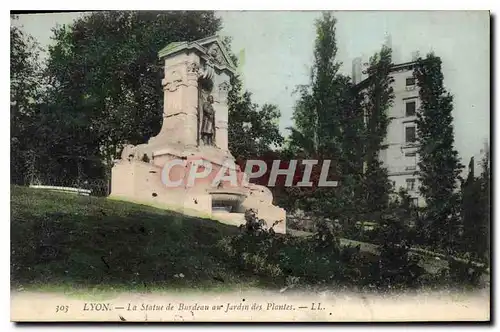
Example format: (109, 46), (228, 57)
(380, 66), (423, 206)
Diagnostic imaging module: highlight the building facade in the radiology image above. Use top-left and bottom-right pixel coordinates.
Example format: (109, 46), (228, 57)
(354, 56), (423, 207)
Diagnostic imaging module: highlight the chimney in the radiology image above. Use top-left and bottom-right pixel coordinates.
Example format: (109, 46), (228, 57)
(352, 57), (362, 85)
(411, 50), (420, 61)
(383, 33), (392, 49)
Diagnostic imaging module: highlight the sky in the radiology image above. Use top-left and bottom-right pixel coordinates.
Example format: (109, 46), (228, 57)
(13, 11), (490, 164)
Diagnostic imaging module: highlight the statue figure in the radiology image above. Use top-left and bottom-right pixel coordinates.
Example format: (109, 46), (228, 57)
(201, 95), (216, 146)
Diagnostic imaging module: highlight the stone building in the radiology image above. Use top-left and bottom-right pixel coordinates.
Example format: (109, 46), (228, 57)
(353, 51), (423, 207)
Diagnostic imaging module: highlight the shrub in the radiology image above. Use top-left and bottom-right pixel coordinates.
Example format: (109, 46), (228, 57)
(312, 217), (341, 253)
(217, 211), (376, 288)
(372, 214), (426, 289)
(446, 258), (487, 286)
(217, 209), (286, 279)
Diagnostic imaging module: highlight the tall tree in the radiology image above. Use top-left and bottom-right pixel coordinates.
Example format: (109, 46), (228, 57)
(285, 12), (345, 215)
(461, 144), (490, 262)
(341, 80), (365, 179)
(10, 18), (43, 185)
(285, 12), (365, 219)
(287, 12), (346, 161)
(43, 11), (222, 184)
(361, 45), (395, 217)
(37, 12), (282, 188)
(227, 74), (284, 161)
(478, 143), (491, 263)
(413, 53), (463, 250)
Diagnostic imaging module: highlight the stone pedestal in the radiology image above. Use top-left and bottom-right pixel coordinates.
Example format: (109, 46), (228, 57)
(109, 36), (286, 233)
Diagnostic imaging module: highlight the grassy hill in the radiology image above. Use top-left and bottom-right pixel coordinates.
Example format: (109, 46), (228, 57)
(13, 186), (485, 295)
(11, 186), (270, 293)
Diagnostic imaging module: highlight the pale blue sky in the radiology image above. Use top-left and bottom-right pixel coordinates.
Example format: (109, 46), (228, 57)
(13, 11), (490, 163)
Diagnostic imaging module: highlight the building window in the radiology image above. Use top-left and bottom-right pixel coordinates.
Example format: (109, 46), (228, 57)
(405, 126), (416, 143)
(406, 77), (416, 86)
(406, 178), (416, 191)
(406, 101), (416, 116)
(405, 152), (416, 157)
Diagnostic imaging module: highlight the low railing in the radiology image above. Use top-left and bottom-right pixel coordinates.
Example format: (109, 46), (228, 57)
(24, 176), (110, 197)
(409, 246), (490, 274)
(28, 185), (92, 196)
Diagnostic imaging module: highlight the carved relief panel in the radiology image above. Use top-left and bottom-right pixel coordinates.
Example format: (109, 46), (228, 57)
(218, 81), (231, 104)
(162, 65), (187, 115)
(162, 65), (186, 92)
(207, 43), (227, 66)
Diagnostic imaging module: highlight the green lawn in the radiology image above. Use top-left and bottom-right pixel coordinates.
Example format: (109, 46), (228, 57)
(13, 185), (481, 295)
(10, 186), (271, 293)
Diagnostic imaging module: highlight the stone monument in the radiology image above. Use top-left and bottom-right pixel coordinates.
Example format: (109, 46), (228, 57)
(110, 35), (286, 233)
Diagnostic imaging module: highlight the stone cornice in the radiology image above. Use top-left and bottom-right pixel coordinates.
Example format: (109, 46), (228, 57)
(158, 35), (237, 74)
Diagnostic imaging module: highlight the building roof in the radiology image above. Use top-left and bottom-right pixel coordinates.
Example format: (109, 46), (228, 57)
(157, 35), (237, 73)
(355, 58), (434, 89)
(354, 60), (417, 89)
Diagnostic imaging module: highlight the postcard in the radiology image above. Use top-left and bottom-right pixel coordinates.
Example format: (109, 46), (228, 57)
(10, 10), (490, 322)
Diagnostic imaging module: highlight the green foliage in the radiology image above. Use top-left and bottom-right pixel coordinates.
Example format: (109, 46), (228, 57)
(478, 146), (491, 262)
(285, 15), (396, 226)
(13, 12), (282, 186)
(11, 12), (488, 293)
(38, 11), (222, 183)
(413, 53), (464, 250)
(219, 221), (360, 287)
(312, 217), (342, 252)
(11, 186), (252, 290)
(284, 13), (364, 219)
(446, 258), (487, 286)
(360, 45), (395, 216)
(363, 46), (394, 158)
(13, 186), (482, 291)
(10, 19), (44, 185)
(460, 146), (490, 262)
(218, 209), (286, 278)
(361, 159), (392, 216)
(391, 187), (420, 226)
(227, 74), (284, 161)
(218, 208), (438, 290)
(312, 175), (362, 222)
(287, 13), (346, 161)
(374, 214), (425, 288)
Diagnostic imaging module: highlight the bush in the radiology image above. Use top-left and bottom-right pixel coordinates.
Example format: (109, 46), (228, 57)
(217, 209), (286, 279)
(287, 215), (316, 233)
(446, 258), (487, 286)
(371, 214), (427, 289)
(214, 209), (492, 290)
(312, 217), (341, 253)
(217, 211), (377, 288)
(342, 221), (380, 244)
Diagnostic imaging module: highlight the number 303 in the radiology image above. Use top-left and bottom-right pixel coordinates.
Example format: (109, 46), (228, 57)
(56, 305), (68, 313)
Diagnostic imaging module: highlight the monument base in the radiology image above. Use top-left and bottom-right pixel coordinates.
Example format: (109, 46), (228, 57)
(110, 157), (286, 234)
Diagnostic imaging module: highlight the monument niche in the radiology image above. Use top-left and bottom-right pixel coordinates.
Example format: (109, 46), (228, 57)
(110, 36), (286, 233)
